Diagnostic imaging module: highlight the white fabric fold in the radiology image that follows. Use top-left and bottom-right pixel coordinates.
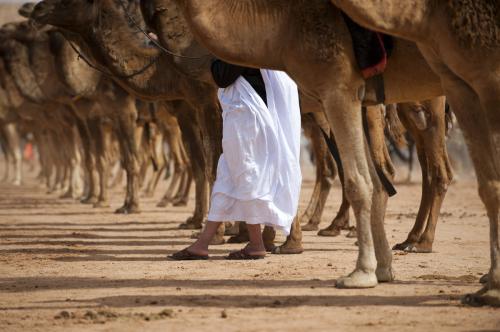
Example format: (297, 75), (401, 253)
(207, 69), (301, 235)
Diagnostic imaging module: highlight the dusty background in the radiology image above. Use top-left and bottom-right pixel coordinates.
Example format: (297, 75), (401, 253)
(0, 3), (23, 24)
(0, 161), (498, 332)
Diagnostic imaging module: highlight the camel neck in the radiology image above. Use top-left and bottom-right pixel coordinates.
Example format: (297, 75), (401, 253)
(75, 13), (184, 100)
(172, 0), (287, 70)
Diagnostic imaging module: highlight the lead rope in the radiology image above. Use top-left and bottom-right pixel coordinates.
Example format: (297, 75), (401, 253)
(67, 40), (158, 79)
(117, 0), (210, 60)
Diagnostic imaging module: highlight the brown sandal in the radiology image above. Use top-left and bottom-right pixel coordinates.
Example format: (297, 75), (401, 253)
(226, 248), (266, 260)
(168, 248), (209, 261)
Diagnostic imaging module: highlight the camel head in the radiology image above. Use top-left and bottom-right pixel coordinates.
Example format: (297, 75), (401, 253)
(31, 0), (97, 31)
(0, 22), (33, 43)
(18, 3), (37, 18)
(31, 0), (145, 33)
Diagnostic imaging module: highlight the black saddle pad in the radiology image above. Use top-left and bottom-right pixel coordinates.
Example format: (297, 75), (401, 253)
(342, 13), (394, 79)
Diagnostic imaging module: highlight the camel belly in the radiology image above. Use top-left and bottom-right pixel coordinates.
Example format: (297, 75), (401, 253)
(383, 39), (443, 104)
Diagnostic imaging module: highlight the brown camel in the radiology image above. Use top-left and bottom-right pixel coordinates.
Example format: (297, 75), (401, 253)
(328, 0), (500, 305)
(391, 98), (454, 253)
(302, 97), (454, 255)
(31, 0), (223, 235)
(159, 0), (455, 288)
(2, 11), (147, 213)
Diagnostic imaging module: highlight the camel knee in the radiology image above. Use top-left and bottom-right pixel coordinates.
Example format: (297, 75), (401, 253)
(344, 176), (373, 208)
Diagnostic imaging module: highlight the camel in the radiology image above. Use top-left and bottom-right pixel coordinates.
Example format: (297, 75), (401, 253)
(326, 0), (500, 305)
(0, 20), (102, 198)
(31, 0), (224, 236)
(148, 0), (454, 288)
(301, 97), (454, 255)
(392, 98), (453, 253)
(1, 12), (150, 213)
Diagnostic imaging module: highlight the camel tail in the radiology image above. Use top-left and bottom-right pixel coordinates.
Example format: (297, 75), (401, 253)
(385, 104), (407, 148)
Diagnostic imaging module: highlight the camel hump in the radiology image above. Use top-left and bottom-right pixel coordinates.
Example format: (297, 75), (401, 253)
(446, 0), (500, 48)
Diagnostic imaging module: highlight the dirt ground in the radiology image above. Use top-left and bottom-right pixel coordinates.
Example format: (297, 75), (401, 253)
(0, 164), (498, 332)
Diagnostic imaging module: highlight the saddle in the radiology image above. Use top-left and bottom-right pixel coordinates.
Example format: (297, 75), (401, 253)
(342, 13), (394, 104)
(342, 13), (394, 78)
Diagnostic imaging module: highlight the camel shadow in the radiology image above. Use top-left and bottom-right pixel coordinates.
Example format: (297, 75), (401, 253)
(0, 293), (459, 311)
(0, 233), (187, 240)
(0, 226), (182, 232)
(0, 277), (476, 294)
(0, 221), (181, 227)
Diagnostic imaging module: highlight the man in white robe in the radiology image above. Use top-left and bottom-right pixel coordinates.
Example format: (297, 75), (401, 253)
(170, 60), (301, 260)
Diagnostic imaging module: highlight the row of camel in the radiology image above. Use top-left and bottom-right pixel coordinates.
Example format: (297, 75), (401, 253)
(0, 0), (497, 306)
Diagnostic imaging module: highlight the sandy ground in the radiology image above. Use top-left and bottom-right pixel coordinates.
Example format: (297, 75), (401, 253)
(0, 165), (499, 332)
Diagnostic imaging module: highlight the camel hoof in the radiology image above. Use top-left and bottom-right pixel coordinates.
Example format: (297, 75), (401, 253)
(81, 196), (98, 204)
(59, 191), (74, 199)
(156, 200), (169, 208)
(336, 270), (378, 289)
(227, 235), (250, 244)
(317, 227), (341, 237)
(115, 205), (140, 214)
(403, 243), (432, 253)
(264, 243), (276, 253)
(93, 201), (110, 208)
(479, 274), (489, 284)
(392, 241), (413, 251)
(272, 243), (303, 255)
(462, 287), (500, 307)
(190, 232), (201, 239)
(178, 223), (202, 230)
(173, 200), (188, 207)
(345, 227), (357, 238)
(210, 236), (225, 246)
(301, 222), (319, 231)
(224, 223), (239, 236)
(376, 266), (395, 283)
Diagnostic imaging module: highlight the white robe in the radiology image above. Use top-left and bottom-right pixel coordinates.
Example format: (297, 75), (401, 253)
(207, 69), (302, 235)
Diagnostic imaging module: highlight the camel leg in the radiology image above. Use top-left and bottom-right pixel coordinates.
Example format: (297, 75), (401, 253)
(172, 166), (191, 206)
(394, 136), (432, 249)
(272, 216), (304, 254)
(317, 104), (393, 240)
(59, 124), (79, 199)
(0, 128), (11, 182)
(70, 125), (84, 198)
(114, 99), (141, 214)
(74, 117), (98, 203)
(3, 123), (22, 186)
(93, 118), (111, 208)
(176, 111), (207, 229)
(144, 128), (166, 197)
(158, 125), (187, 207)
(301, 126), (335, 231)
(262, 226), (277, 252)
(364, 106), (394, 282)
(227, 221), (250, 243)
(438, 77), (500, 306)
(324, 95), (378, 288)
(318, 172), (351, 237)
(396, 99), (453, 252)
